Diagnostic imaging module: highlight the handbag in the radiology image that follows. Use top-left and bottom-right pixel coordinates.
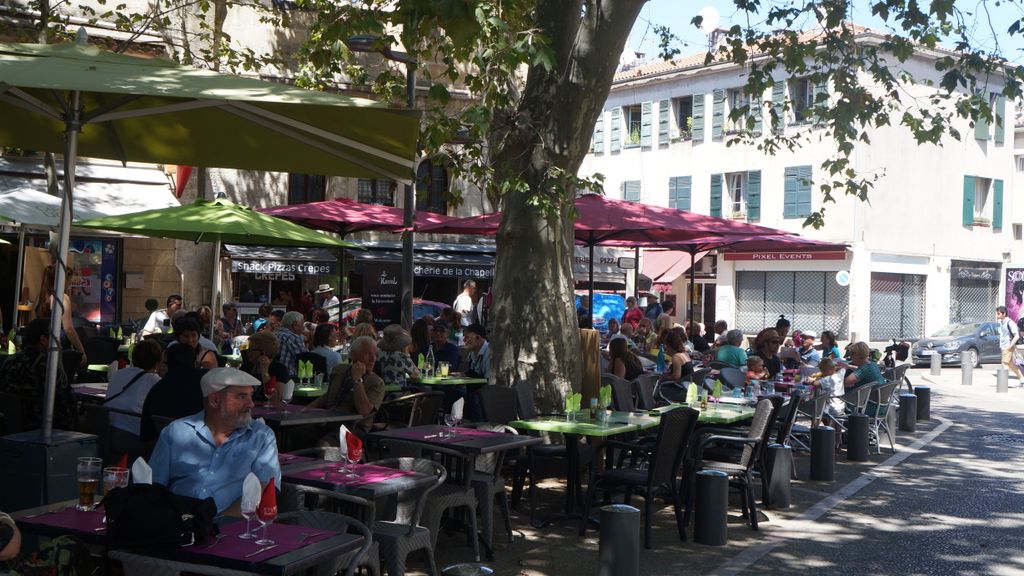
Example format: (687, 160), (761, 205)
(102, 483), (218, 549)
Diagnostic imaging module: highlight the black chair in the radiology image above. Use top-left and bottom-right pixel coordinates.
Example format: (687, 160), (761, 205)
(633, 373), (659, 409)
(0, 391), (25, 435)
(478, 385), (517, 424)
(580, 406), (699, 548)
(717, 366), (746, 390)
(707, 360), (733, 371)
(655, 381), (687, 404)
(61, 349), (83, 384)
(375, 391), (444, 430)
(84, 404), (148, 469)
(297, 351), (327, 376)
(83, 336), (119, 366)
(600, 374), (634, 411)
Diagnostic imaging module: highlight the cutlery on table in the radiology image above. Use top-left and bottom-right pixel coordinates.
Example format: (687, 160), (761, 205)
(203, 533), (227, 549)
(244, 544), (279, 558)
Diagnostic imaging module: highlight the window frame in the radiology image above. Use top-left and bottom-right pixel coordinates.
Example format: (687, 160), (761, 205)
(725, 88), (748, 134)
(789, 77), (816, 124)
(674, 96), (694, 140)
(357, 178), (395, 206)
(725, 172), (747, 216)
(974, 176), (992, 219)
(624, 104), (643, 147)
(415, 160), (449, 215)
(287, 173), (326, 205)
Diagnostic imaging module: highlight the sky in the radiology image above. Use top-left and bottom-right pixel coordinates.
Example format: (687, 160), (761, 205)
(627, 0), (1024, 66)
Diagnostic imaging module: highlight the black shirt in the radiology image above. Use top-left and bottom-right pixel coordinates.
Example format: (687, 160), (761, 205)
(139, 367), (207, 442)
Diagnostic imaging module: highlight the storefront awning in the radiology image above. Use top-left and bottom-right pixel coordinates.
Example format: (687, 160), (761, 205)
(225, 244), (339, 275)
(350, 240), (495, 279)
(643, 250), (709, 284)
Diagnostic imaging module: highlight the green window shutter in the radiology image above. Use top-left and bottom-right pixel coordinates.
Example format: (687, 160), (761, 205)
(658, 100), (670, 147)
(975, 94), (989, 141)
(994, 179), (1004, 229)
(784, 166), (799, 218)
(640, 102), (653, 148)
(591, 113), (604, 155)
(692, 94), (706, 143)
(995, 94), (1006, 145)
(751, 93), (763, 135)
(669, 176), (692, 211)
(772, 82), (786, 134)
(712, 89), (725, 142)
(962, 175), (976, 227)
(746, 170), (761, 222)
(797, 165), (813, 217)
(710, 174), (723, 217)
(610, 107), (622, 152)
(622, 180), (641, 202)
(813, 81), (827, 126)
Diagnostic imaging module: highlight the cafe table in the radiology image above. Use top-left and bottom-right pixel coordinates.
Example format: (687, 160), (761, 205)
(13, 500), (363, 576)
(252, 404), (362, 450)
(369, 424), (542, 560)
(72, 382), (107, 402)
(408, 376), (487, 387)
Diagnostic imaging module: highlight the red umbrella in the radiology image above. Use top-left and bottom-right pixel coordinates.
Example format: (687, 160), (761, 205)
(260, 197), (456, 235)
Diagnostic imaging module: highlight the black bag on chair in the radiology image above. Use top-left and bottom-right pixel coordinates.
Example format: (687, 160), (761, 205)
(103, 483), (219, 549)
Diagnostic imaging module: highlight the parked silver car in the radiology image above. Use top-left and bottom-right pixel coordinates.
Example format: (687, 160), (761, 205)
(911, 322), (1002, 368)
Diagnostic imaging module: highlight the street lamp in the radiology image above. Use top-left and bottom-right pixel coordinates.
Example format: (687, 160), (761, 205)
(347, 34), (418, 329)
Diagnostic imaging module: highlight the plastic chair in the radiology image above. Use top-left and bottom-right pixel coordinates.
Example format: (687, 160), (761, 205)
(478, 386), (517, 425)
(372, 458), (447, 576)
(717, 366), (746, 390)
(471, 423), (519, 553)
(601, 373), (634, 411)
(633, 373), (659, 409)
(278, 510), (378, 576)
(579, 406), (699, 548)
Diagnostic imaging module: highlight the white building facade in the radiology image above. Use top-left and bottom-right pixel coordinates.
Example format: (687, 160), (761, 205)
(579, 30), (1015, 342)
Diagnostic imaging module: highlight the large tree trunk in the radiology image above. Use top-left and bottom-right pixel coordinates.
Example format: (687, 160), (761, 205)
(488, 0), (645, 412)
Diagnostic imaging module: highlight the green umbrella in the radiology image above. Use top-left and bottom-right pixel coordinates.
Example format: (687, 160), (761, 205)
(77, 198), (359, 337)
(0, 37), (417, 439)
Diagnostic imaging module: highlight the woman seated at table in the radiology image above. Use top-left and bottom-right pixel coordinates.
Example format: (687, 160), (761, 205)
(715, 329), (748, 367)
(843, 341), (883, 390)
(662, 327), (693, 381)
(608, 336), (644, 381)
(750, 328), (784, 379)
(377, 324), (420, 388)
(240, 331), (289, 401)
(310, 323), (343, 376)
(104, 339), (164, 436)
(170, 316), (218, 370)
(819, 330), (842, 360)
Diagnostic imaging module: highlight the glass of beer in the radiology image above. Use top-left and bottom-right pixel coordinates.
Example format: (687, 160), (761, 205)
(103, 466), (129, 494)
(76, 457), (102, 511)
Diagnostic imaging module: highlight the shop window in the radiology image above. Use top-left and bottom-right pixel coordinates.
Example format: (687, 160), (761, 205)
(416, 160), (448, 214)
(288, 173), (326, 205)
(358, 179), (395, 206)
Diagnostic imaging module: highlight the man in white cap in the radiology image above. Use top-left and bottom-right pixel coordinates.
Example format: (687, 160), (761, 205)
(316, 283), (341, 322)
(149, 368), (281, 514)
(798, 330), (822, 366)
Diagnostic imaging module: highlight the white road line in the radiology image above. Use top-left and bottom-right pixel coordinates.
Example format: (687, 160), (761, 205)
(708, 416), (954, 576)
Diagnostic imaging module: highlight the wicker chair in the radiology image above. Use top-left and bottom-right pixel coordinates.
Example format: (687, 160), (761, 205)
(579, 406), (699, 548)
(371, 457), (447, 576)
(633, 374), (659, 409)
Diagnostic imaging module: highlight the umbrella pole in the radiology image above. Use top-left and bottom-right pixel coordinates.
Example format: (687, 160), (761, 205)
(211, 236), (222, 341)
(588, 233), (595, 328)
(42, 90), (81, 442)
(633, 246), (640, 300)
(11, 227), (25, 331)
(688, 245), (697, 328)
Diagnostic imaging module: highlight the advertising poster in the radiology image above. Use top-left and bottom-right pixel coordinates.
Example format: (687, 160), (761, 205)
(1005, 268), (1024, 322)
(362, 262), (402, 330)
(32, 237), (119, 324)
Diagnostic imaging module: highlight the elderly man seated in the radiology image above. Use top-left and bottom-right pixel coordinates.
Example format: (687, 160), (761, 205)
(149, 368), (280, 515)
(310, 336), (385, 436)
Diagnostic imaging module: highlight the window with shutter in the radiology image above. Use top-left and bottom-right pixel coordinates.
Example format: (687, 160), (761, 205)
(725, 88), (748, 134)
(591, 113), (605, 155)
(771, 82), (786, 134)
(621, 180), (641, 202)
(288, 174), (326, 204)
(610, 108), (622, 152)
(640, 102), (653, 148)
(783, 165), (813, 219)
(962, 175), (976, 227)
(994, 179), (1004, 229)
(710, 174), (723, 217)
(995, 94), (1006, 145)
(658, 100), (670, 147)
(974, 93), (990, 141)
(624, 105), (643, 148)
(668, 176), (692, 211)
(789, 78), (815, 124)
(712, 89), (725, 142)
(746, 170), (761, 222)
(692, 94), (706, 143)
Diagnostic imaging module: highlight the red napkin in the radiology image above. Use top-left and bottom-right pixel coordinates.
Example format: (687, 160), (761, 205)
(257, 477), (277, 521)
(265, 376), (278, 396)
(116, 453), (128, 469)
(345, 433), (363, 462)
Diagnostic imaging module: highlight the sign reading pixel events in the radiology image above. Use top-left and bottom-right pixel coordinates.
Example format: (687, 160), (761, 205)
(722, 251), (847, 261)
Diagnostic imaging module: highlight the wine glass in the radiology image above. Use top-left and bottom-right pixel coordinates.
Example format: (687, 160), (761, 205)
(255, 503), (276, 546)
(345, 445), (363, 478)
(444, 413), (460, 437)
(263, 378), (277, 408)
(280, 380), (294, 408)
(239, 501), (257, 540)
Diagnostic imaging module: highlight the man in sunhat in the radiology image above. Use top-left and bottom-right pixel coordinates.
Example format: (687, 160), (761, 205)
(316, 284), (341, 322)
(798, 330), (822, 366)
(150, 368), (280, 514)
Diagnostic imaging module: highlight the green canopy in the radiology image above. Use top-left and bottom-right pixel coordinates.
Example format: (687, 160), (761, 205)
(75, 198), (358, 248)
(0, 42), (419, 182)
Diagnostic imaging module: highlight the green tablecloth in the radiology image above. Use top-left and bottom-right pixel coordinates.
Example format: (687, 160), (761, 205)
(650, 402), (758, 424)
(509, 410), (660, 437)
(292, 386), (325, 398)
(410, 377), (487, 386)
(86, 364), (109, 372)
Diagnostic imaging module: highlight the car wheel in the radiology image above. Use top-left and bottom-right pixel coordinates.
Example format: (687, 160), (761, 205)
(964, 347), (980, 368)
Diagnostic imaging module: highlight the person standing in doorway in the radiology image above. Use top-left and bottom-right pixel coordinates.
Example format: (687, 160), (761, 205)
(453, 280), (477, 327)
(996, 306), (1023, 381)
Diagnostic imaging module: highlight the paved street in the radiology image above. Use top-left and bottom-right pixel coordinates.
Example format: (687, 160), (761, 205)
(423, 366), (1024, 575)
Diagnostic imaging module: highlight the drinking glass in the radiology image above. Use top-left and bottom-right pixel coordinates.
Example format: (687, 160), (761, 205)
(102, 466), (129, 494)
(76, 457), (102, 511)
(263, 378), (277, 406)
(345, 445), (363, 478)
(239, 503), (257, 539)
(444, 413), (460, 436)
(439, 361), (450, 378)
(255, 503), (277, 546)
(280, 379), (295, 407)
(314, 373), (324, 390)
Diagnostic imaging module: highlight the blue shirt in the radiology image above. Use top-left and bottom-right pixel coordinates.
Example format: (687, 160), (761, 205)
(150, 411), (281, 512)
(467, 341), (490, 378)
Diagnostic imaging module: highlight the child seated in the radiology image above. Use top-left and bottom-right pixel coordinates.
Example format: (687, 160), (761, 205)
(814, 358), (846, 424)
(745, 356), (770, 382)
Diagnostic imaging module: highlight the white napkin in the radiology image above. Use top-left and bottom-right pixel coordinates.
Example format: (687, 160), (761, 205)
(338, 424), (351, 458)
(281, 379), (296, 402)
(131, 457), (152, 484)
(241, 472), (261, 513)
(451, 398), (465, 421)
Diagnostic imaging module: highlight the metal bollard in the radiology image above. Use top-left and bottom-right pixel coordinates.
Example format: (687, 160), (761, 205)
(810, 426), (835, 482)
(997, 368), (1009, 393)
(765, 444), (792, 509)
(915, 385), (931, 420)
(598, 504), (640, 576)
(961, 358), (973, 385)
(846, 414), (870, 462)
(898, 394), (917, 432)
(693, 470), (728, 546)
(930, 352), (941, 375)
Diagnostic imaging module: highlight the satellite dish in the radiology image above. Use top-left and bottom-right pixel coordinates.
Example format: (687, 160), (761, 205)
(696, 6), (721, 35)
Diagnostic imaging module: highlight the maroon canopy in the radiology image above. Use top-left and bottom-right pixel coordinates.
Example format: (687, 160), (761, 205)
(417, 193), (786, 246)
(260, 197), (456, 236)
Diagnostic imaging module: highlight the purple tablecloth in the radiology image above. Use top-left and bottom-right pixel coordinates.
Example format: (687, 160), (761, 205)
(385, 426), (505, 443)
(74, 386), (107, 397)
(199, 521), (336, 562)
(21, 507), (105, 532)
(278, 453), (315, 466)
(252, 404), (326, 417)
(285, 463), (416, 487)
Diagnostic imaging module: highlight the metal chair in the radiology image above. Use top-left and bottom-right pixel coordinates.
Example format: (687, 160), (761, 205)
(376, 391), (444, 429)
(865, 380), (898, 453)
(717, 366), (746, 390)
(579, 406), (699, 548)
